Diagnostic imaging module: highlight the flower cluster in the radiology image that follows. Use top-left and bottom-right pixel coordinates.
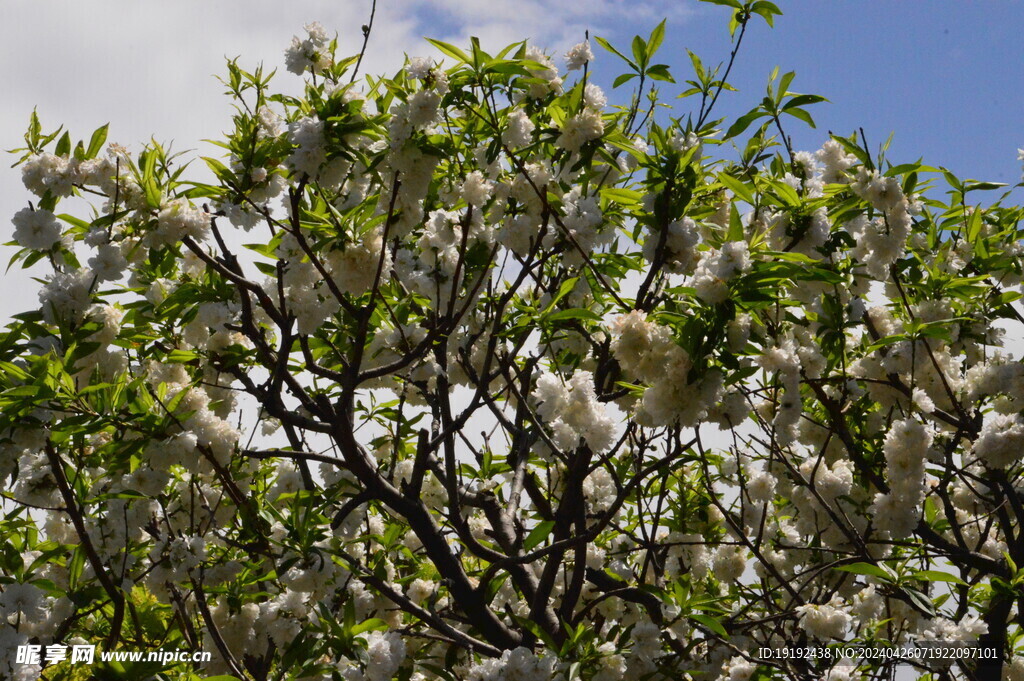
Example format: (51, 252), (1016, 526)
(532, 371), (617, 453)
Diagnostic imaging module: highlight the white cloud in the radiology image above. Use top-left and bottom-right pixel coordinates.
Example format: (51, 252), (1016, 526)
(0, 0), (689, 322)
(421, 0), (691, 57)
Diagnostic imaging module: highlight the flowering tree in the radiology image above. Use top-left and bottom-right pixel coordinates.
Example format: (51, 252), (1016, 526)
(3, 2), (1024, 680)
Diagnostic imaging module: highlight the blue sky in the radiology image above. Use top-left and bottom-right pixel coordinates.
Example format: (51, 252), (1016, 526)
(0, 0), (1021, 320)
(637, 1), (1024, 185)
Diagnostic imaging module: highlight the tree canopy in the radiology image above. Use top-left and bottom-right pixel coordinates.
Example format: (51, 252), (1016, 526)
(3, 2), (1024, 680)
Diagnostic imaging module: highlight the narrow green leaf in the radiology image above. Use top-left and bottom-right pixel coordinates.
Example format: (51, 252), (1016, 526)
(833, 562), (895, 582)
(912, 570), (966, 586)
(646, 64), (675, 83)
(727, 203), (744, 241)
(167, 349), (199, 363)
(55, 131), (71, 158)
(514, 614), (559, 649)
(203, 157), (234, 183)
(426, 38), (470, 64)
(832, 135), (873, 170)
(612, 72), (639, 88)
(523, 520), (555, 552)
(351, 618), (389, 635)
(784, 107), (816, 128)
(631, 35), (647, 70)
(600, 187), (643, 205)
(86, 124), (109, 159)
(724, 110), (767, 140)
(964, 181), (1007, 192)
(942, 169), (963, 192)
(545, 309), (601, 323)
(690, 613), (728, 637)
(594, 36), (636, 69)
(751, 0), (783, 15)
(144, 177), (162, 209)
(688, 50), (705, 80)
(541, 277), (579, 314)
(777, 71), (796, 100)
(884, 162), (938, 177)
(966, 205), (983, 243)
(648, 19), (666, 57)
(901, 586), (936, 616)
(768, 180), (801, 207)
(718, 172), (755, 205)
(782, 94), (827, 110)
(750, 0), (783, 26)
(143, 148), (158, 183)
(56, 214), (91, 230)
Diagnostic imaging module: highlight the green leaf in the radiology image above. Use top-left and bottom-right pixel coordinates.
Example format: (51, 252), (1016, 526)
(776, 71), (796, 101)
(514, 614), (559, 649)
(767, 180), (801, 207)
(750, 0), (783, 25)
(718, 173), (755, 205)
(523, 520), (555, 552)
(833, 562), (895, 582)
(600, 187), (643, 205)
(541, 277), (578, 315)
(426, 39), (470, 64)
(724, 110), (767, 140)
(865, 333), (909, 354)
(144, 177), (162, 209)
(181, 183), (221, 199)
(964, 181), (1007, 192)
(688, 50), (705, 81)
(545, 309), (601, 323)
(832, 135), (873, 170)
(727, 203), (745, 241)
(646, 64), (675, 83)
(483, 59), (530, 77)
(942, 168), (963, 192)
(87, 124), (109, 159)
(202, 157), (234, 183)
(912, 570), (966, 586)
(167, 349), (199, 363)
(351, 617), (389, 635)
(901, 586), (936, 617)
(612, 72), (639, 88)
(26, 109), (42, 147)
(966, 205), (983, 243)
(142, 147), (158, 183)
(67, 545), (85, 589)
(631, 35), (647, 70)
(783, 107), (816, 128)
(55, 131), (71, 158)
(782, 94), (827, 110)
(690, 613), (728, 637)
(469, 36), (485, 68)
(57, 214), (91, 230)
(727, 9), (742, 36)
(594, 36), (636, 69)
(884, 162), (938, 177)
(648, 19), (666, 57)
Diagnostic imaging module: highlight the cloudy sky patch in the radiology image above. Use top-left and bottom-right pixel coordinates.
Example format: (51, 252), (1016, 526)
(2, 1), (1022, 323)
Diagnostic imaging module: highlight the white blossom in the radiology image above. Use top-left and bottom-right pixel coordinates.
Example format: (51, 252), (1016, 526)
(565, 40), (593, 70)
(11, 207), (62, 250)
